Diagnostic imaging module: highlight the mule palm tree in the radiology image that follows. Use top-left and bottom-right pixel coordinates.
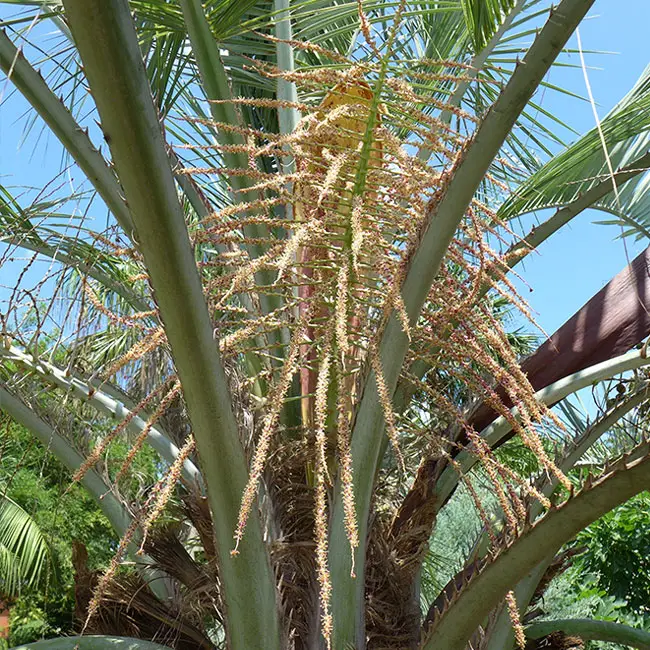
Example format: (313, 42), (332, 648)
(2, 1), (650, 649)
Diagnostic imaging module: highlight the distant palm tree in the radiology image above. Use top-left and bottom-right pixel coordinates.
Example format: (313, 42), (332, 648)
(2, 1), (650, 649)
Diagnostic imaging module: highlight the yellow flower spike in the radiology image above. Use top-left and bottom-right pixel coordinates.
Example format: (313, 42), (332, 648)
(293, 75), (385, 431)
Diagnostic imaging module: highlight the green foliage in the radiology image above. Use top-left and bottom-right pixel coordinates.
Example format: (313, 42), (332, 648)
(540, 566), (650, 650)
(0, 411), (168, 646)
(494, 436), (544, 478)
(0, 495), (53, 597)
(575, 492), (650, 613)
(461, 0), (517, 52)
(0, 420), (116, 644)
(498, 63), (650, 239)
(424, 478), (496, 602)
(1, 421), (116, 565)
(8, 597), (58, 648)
(535, 495), (650, 649)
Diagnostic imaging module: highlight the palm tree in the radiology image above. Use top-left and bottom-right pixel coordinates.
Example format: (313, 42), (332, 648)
(2, 1), (650, 649)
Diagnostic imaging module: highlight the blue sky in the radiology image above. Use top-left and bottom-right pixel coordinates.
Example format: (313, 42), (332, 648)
(505, 1), (650, 334)
(1, 1), (649, 339)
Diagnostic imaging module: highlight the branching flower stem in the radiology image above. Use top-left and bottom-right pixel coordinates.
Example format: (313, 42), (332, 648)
(329, 3), (596, 646)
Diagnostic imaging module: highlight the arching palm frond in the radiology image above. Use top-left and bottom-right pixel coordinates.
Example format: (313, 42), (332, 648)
(0, 185), (152, 317)
(0, 493), (54, 597)
(499, 62), (650, 236)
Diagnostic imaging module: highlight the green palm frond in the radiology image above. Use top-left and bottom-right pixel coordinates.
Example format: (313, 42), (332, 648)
(0, 28), (133, 233)
(461, 0), (517, 52)
(556, 395), (589, 436)
(1, 0), (584, 192)
(205, 0), (266, 38)
(140, 22), (192, 116)
(499, 62), (650, 234)
(0, 184), (152, 315)
(0, 493), (54, 596)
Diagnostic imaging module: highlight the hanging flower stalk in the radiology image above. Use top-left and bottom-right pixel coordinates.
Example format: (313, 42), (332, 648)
(7, 14), (586, 646)
(293, 76), (384, 430)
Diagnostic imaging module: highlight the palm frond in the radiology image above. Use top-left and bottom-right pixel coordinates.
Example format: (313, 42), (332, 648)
(0, 185), (152, 315)
(0, 493), (53, 596)
(0, 28), (133, 233)
(461, 0), (517, 53)
(499, 62), (650, 235)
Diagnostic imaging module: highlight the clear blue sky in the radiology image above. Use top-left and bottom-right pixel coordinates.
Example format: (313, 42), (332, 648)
(1, 1), (649, 338)
(506, 1), (650, 335)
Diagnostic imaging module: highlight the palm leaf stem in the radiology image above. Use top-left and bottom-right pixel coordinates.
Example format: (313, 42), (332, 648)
(525, 619), (650, 650)
(421, 441), (650, 650)
(274, 0), (299, 140)
(0, 345), (202, 485)
(434, 348), (650, 509)
(469, 385), (650, 650)
(178, 0), (287, 344)
(418, 0), (527, 162)
(59, 2), (280, 647)
(274, 0), (299, 227)
(505, 149), (650, 265)
(545, 386), (650, 506)
(0, 29), (133, 235)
